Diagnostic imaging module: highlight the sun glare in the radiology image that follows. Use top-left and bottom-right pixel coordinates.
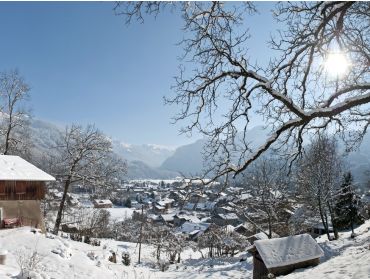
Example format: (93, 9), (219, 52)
(324, 52), (351, 78)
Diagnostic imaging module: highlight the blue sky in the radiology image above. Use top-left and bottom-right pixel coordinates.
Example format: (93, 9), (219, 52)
(0, 2), (276, 147)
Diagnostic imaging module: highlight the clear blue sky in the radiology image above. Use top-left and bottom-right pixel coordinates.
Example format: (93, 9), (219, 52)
(0, 2), (276, 147)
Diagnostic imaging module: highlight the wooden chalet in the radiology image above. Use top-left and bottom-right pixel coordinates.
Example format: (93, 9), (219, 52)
(0, 155), (55, 230)
(247, 233), (324, 279)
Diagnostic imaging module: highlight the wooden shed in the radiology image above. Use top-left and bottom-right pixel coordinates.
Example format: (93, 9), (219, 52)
(247, 233), (324, 279)
(0, 155), (55, 230)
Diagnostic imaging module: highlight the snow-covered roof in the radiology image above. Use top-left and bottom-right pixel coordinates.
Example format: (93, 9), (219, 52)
(0, 155), (55, 181)
(177, 222), (210, 234)
(217, 213), (239, 220)
(175, 214), (201, 223)
(93, 199), (112, 205)
(161, 214), (175, 222)
(254, 233), (324, 269)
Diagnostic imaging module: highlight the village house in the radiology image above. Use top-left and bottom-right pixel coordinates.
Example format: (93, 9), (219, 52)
(159, 213), (176, 225)
(246, 231), (279, 245)
(176, 221), (210, 240)
(234, 222), (255, 237)
(93, 199), (113, 208)
(247, 233), (324, 279)
(212, 213), (241, 226)
(0, 155), (55, 231)
(173, 213), (201, 227)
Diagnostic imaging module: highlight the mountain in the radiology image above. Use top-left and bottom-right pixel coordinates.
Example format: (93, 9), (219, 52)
(160, 126), (370, 188)
(126, 160), (180, 180)
(160, 126), (269, 175)
(25, 118), (178, 179)
(12, 118), (370, 185)
(160, 138), (207, 175)
(112, 141), (174, 168)
(344, 133), (370, 187)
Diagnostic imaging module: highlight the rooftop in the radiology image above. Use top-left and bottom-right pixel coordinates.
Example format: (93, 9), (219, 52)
(254, 233), (324, 269)
(0, 155), (55, 181)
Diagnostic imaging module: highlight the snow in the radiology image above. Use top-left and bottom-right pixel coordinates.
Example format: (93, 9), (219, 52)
(93, 199), (112, 206)
(282, 220), (370, 279)
(255, 233), (324, 269)
(0, 226), (252, 279)
(177, 222), (210, 234)
(0, 155), (55, 181)
(0, 220), (368, 279)
(105, 207), (136, 221)
(217, 213), (239, 220)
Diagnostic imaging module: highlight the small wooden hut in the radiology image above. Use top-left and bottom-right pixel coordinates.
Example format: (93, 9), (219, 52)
(0, 155), (55, 230)
(247, 233), (324, 279)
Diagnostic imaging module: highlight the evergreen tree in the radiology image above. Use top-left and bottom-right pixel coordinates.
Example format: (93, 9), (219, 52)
(334, 172), (364, 236)
(125, 197), (132, 208)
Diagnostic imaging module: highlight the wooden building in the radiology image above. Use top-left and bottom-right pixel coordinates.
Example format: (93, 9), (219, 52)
(247, 233), (324, 279)
(0, 155), (55, 231)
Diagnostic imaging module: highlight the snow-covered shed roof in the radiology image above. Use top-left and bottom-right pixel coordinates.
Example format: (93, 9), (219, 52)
(0, 155), (55, 181)
(254, 233), (324, 269)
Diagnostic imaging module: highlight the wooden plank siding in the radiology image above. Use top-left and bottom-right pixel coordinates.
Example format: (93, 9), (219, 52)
(0, 181), (45, 200)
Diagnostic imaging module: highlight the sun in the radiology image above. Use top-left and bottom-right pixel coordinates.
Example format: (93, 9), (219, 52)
(324, 52), (351, 78)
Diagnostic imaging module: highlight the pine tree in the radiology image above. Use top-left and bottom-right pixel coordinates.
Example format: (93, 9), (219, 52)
(334, 172), (364, 236)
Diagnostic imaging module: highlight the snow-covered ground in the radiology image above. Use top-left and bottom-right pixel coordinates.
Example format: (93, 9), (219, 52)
(0, 227), (252, 279)
(0, 220), (368, 279)
(282, 220), (370, 279)
(106, 207), (136, 221)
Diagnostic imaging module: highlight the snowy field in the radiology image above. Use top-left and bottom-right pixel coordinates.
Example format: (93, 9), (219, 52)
(0, 220), (368, 279)
(106, 207), (136, 221)
(0, 228), (252, 279)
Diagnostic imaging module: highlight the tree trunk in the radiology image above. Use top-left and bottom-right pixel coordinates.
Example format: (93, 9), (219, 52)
(3, 123), (12, 155)
(327, 201), (339, 240)
(318, 198), (330, 240)
(53, 175), (72, 235)
(267, 212), (272, 239)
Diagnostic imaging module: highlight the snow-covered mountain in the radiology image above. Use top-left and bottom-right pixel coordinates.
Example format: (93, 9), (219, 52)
(26, 118), (178, 179)
(160, 138), (207, 176)
(160, 126), (269, 176)
(18, 118), (370, 184)
(112, 141), (175, 168)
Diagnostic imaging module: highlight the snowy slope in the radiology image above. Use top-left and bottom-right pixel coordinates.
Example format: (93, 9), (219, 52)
(0, 227), (252, 279)
(0, 220), (369, 279)
(282, 220), (370, 279)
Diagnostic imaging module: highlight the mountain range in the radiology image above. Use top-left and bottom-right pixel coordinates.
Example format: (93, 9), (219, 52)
(25, 118), (370, 188)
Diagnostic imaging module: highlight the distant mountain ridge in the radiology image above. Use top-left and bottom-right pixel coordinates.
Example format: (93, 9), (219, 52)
(27, 118), (179, 179)
(24, 118), (370, 186)
(112, 141), (174, 168)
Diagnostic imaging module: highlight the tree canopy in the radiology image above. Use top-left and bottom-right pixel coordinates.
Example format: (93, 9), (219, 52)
(116, 1), (370, 182)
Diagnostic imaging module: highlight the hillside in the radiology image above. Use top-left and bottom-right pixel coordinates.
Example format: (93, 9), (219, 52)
(0, 220), (368, 278)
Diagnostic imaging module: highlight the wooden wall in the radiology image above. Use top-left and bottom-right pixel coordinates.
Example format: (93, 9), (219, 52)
(0, 181), (45, 200)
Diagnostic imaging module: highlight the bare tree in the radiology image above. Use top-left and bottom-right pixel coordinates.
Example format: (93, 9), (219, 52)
(116, 2), (370, 182)
(0, 69), (32, 157)
(240, 157), (291, 238)
(296, 135), (342, 240)
(52, 124), (126, 234)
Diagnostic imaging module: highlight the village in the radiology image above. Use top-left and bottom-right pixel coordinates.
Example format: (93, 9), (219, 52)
(0, 155), (369, 278)
(45, 177), (370, 241)
(0, 1), (369, 279)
